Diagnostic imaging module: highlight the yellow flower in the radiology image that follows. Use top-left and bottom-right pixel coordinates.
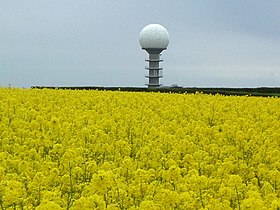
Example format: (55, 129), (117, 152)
(0, 88), (279, 209)
(36, 200), (63, 210)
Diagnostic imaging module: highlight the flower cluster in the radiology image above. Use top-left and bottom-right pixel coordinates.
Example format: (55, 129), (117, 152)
(0, 88), (279, 209)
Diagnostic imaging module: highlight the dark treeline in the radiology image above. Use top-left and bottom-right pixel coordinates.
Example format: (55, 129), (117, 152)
(31, 86), (280, 97)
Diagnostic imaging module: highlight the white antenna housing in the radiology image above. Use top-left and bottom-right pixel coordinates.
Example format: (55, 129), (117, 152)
(140, 24), (169, 88)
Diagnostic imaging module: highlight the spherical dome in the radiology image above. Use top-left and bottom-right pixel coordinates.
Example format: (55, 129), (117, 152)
(139, 24), (169, 49)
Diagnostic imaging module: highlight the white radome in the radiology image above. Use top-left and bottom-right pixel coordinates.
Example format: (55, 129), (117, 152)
(139, 24), (169, 49)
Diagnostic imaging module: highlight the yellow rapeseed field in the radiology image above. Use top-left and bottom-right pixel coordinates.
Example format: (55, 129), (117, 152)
(0, 88), (279, 209)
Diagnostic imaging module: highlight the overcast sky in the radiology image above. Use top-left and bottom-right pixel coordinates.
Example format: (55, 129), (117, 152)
(1, 0), (280, 88)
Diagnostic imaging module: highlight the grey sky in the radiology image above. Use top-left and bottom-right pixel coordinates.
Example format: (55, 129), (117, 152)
(1, 0), (280, 88)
